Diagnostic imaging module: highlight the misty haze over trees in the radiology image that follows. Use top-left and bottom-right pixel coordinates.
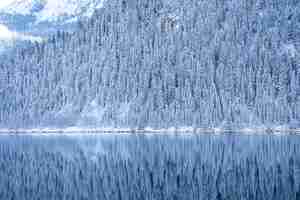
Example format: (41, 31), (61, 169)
(0, 0), (299, 128)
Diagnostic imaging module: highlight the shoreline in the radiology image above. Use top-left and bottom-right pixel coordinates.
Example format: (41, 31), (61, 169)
(0, 127), (300, 135)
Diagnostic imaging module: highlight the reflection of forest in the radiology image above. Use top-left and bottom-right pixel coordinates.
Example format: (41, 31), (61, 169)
(0, 135), (299, 199)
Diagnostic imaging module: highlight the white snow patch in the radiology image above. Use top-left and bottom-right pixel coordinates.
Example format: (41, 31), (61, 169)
(212, 128), (223, 133)
(240, 128), (257, 133)
(0, 24), (42, 42)
(0, 0), (33, 15)
(0, 1), (14, 9)
(283, 44), (298, 58)
(177, 127), (194, 132)
(0, 24), (17, 39)
(35, 0), (78, 23)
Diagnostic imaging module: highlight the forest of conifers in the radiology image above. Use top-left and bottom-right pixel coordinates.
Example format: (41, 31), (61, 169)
(0, 0), (299, 128)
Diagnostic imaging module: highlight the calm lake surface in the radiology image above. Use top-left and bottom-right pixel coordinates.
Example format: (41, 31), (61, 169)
(0, 133), (300, 200)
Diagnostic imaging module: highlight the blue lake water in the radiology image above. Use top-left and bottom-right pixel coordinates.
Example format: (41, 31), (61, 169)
(0, 133), (300, 200)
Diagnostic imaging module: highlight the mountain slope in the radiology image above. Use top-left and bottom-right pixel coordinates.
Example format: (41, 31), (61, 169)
(0, 0), (300, 129)
(0, 0), (104, 25)
(0, 0), (104, 52)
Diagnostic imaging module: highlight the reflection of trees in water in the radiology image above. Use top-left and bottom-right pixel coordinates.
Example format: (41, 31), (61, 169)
(0, 135), (300, 199)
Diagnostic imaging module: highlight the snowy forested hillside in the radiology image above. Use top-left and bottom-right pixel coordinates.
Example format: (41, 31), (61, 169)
(0, 0), (300, 128)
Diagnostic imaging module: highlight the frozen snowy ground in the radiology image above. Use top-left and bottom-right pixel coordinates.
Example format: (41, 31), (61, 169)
(0, 127), (299, 135)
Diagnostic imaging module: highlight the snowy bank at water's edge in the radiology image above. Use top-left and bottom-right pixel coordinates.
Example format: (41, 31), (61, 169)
(0, 126), (300, 135)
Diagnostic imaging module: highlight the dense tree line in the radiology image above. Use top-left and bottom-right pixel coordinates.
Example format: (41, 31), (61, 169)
(0, 0), (299, 128)
(0, 135), (300, 199)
